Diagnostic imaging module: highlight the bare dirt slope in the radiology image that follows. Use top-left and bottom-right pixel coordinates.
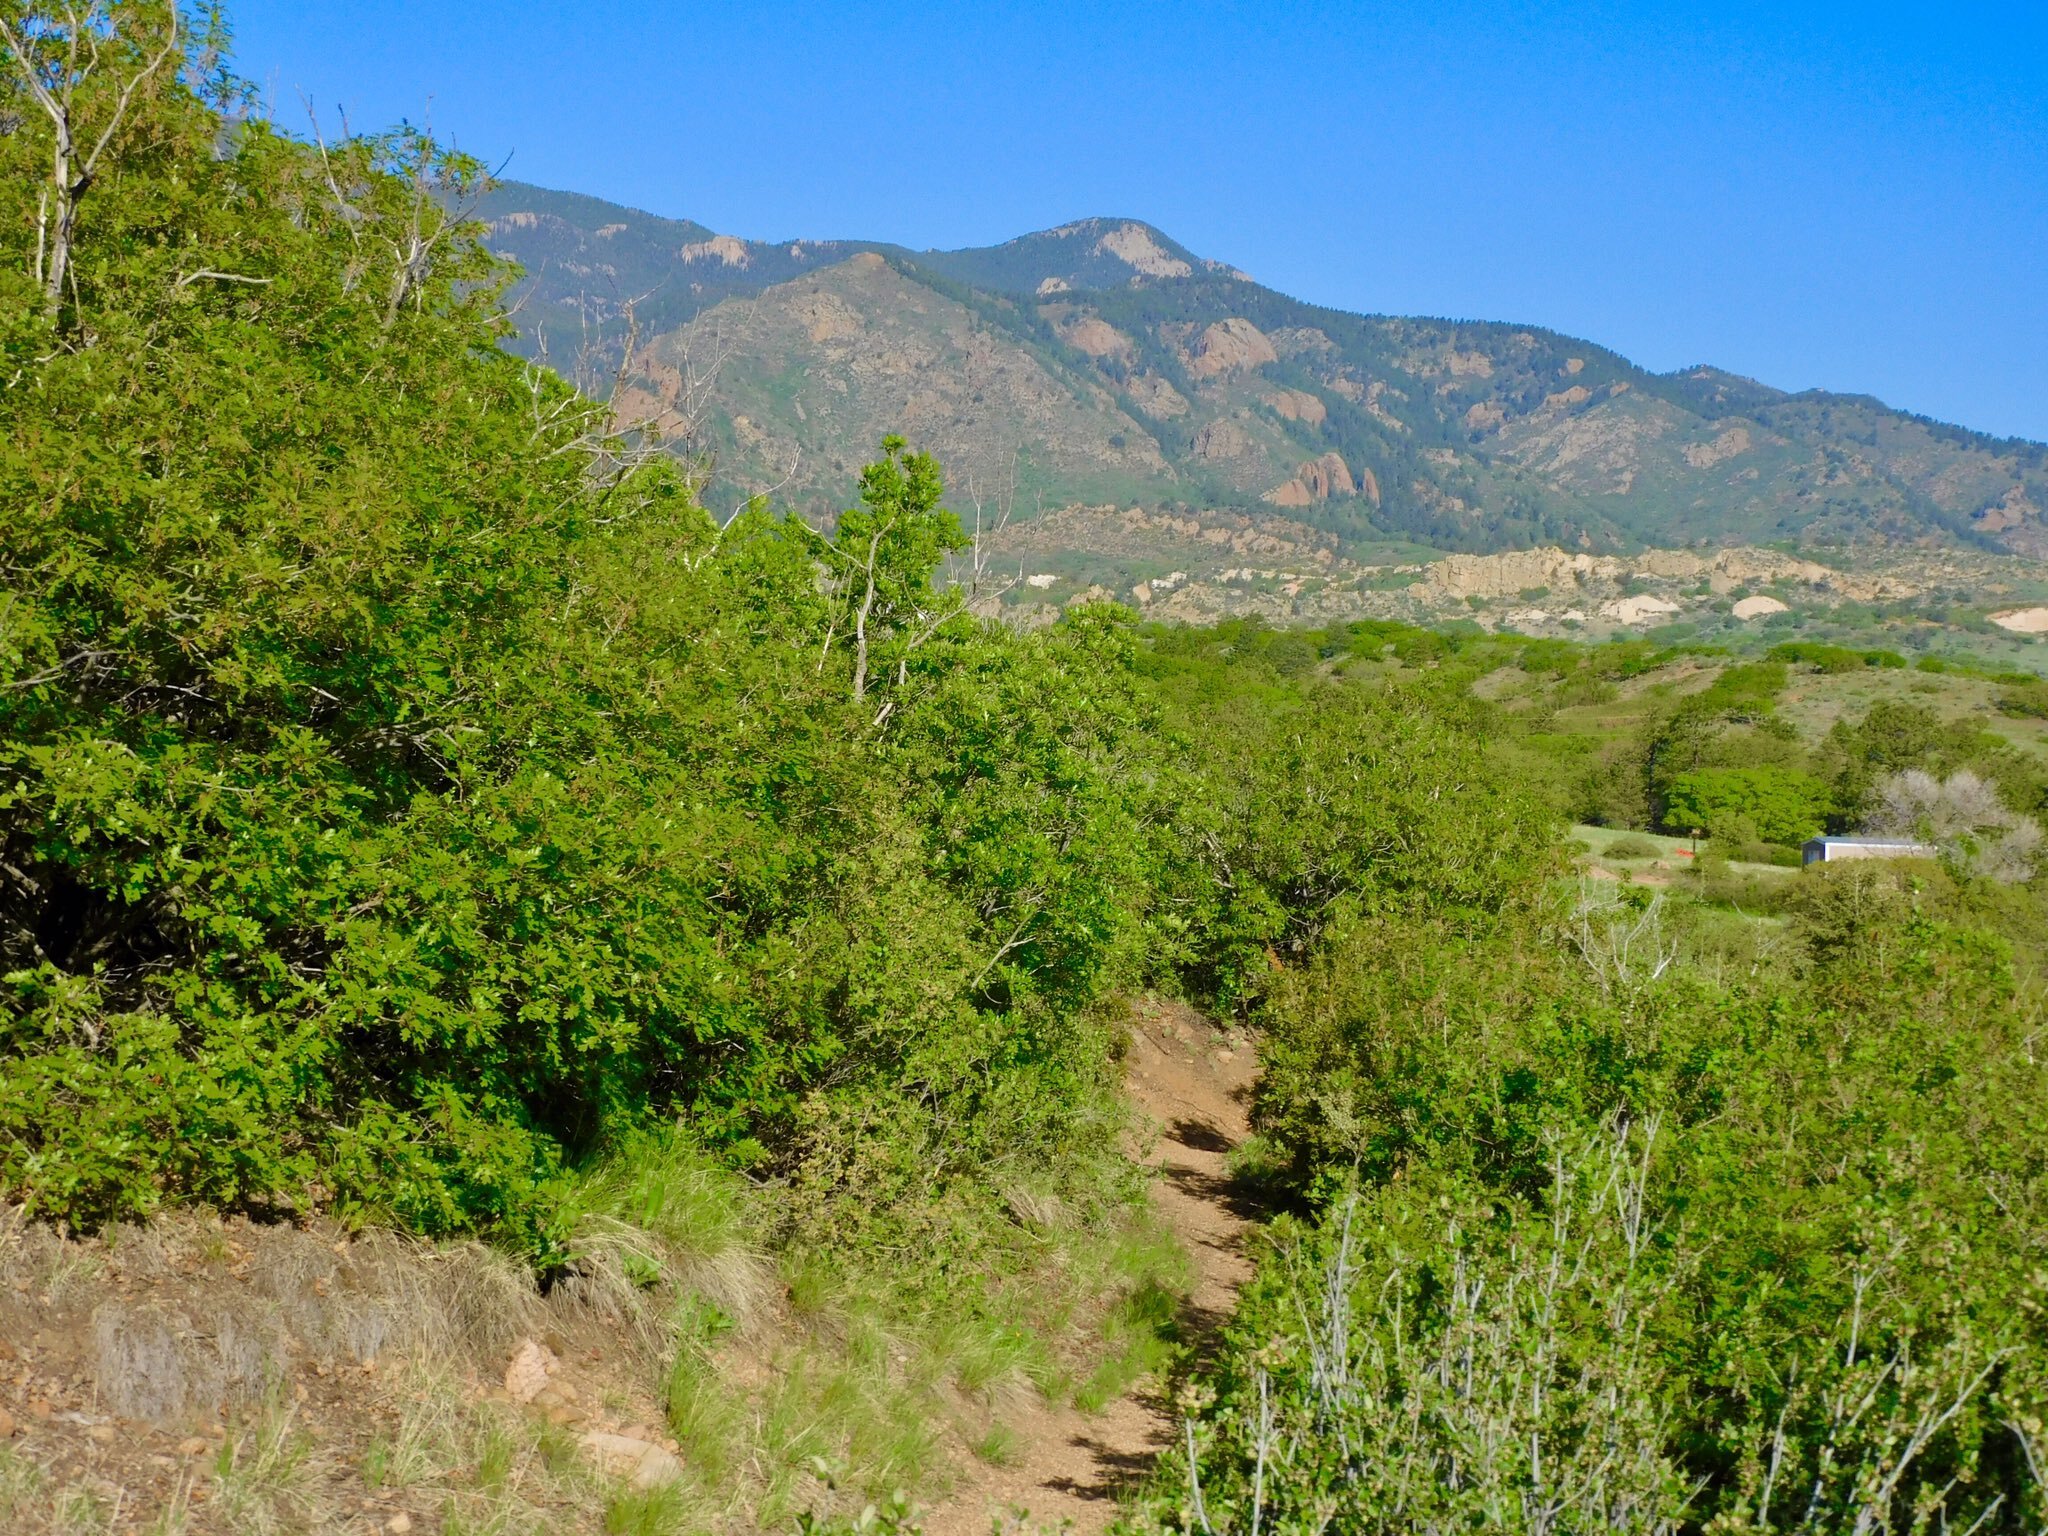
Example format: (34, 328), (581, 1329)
(924, 999), (1259, 1536)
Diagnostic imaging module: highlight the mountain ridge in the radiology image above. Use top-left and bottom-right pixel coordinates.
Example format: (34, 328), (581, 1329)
(476, 180), (2048, 567)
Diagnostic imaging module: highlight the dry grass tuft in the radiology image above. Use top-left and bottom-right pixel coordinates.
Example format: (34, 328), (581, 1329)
(90, 1301), (278, 1422)
(68, 1217), (543, 1425)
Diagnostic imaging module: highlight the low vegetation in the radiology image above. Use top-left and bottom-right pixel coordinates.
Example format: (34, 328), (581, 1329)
(1111, 631), (2048, 1534)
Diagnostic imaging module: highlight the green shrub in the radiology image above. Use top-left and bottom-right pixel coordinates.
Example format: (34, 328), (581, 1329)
(1155, 863), (2048, 1535)
(1767, 641), (1902, 673)
(1701, 660), (1788, 711)
(1997, 680), (2048, 718)
(1601, 833), (1664, 859)
(1156, 684), (1549, 1008)
(1138, 1136), (1695, 1535)
(0, 41), (1163, 1247)
(1694, 865), (1794, 915)
(1728, 839), (1802, 866)
(1554, 674), (1618, 707)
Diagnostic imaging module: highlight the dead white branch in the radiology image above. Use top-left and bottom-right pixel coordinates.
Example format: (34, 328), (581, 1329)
(1562, 878), (1678, 993)
(171, 268), (272, 291)
(1, 1), (183, 323)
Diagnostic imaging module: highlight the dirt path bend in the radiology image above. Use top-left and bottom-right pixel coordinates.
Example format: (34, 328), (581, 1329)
(925, 999), (1259, 1536)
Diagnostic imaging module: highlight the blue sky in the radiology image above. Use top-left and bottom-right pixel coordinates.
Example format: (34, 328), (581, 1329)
(236, 1), (2048, 441)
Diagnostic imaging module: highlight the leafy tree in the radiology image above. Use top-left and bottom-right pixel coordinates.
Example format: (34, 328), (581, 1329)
(1864, 768), (2042, 882)
(815, 435), (970, 702)
(1664, 765), (1829, 845)
(0, 0), (188, 325)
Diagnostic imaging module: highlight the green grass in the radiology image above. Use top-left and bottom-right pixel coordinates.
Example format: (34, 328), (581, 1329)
(551, 1134), (757, 1280)
(662, 1352), (745, 1490)
(0, 1448), (46, 1529)
(929, 1310), (1053, 1397)
(209, 1398), (322, 1536)
(534, 1123), (1197, 1528)
(472, 1423), (516, 1490)
(971, 1424), (1022, 1466)
(1574, 825), (1700, 862)
(1073, 1277), (1183, 1412)
(602, 1483), (693, 1536)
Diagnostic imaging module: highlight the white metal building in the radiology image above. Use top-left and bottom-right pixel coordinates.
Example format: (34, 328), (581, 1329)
(1800, 835), (1939, 867)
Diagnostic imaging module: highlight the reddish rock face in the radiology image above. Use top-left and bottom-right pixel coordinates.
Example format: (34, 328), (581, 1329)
(1185, 317), (1279, 379)
(1264, 452), (1356, 507)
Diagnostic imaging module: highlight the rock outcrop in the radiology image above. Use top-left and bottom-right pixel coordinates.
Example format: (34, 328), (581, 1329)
(1975, 485), (2040, 534)
(1095, 223), (1192, 278)
(582, 1431), (685, 1489)
(1413, 545), (1872, 604)
(1684, 426), (1753, 468)
(1263, 453), (1355, 507)
(1059, 316), (1133, 358)
(1192, 418), (1255, 461)
(1127, 373), (1190, 418)
(678, 233), (750, 267)
(1262, 388), (1327, 425)
(1186, 319), (1279, 379)
(1600, 594), (1682, 624)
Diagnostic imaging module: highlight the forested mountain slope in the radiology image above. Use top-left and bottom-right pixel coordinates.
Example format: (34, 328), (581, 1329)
(479, 181), (2048, 560)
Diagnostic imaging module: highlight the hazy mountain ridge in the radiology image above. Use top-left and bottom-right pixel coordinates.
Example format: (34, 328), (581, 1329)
(477, 181), (2048, 564)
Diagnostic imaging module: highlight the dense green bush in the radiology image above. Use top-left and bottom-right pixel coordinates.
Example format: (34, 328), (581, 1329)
(1136, 632), (1551, 1011)
(1998, 680), (2048, 718)
(1727, 837), (1802, 866)
(1128, 565), (2048, 1536)
(1602, 832), (1665, 859)
(0, 21), (1167, 1251)
(0, 1), (1594, 1270)
(1769, 641), (1904, 672)
(1139, 827), (2048, 1535)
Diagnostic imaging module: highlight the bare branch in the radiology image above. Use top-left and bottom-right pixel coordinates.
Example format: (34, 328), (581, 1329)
(171, 268), (272, 291)
(1, 2), (183, 324)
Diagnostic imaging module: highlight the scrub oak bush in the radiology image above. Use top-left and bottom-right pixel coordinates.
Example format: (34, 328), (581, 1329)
(0, 10), (1160, 1248)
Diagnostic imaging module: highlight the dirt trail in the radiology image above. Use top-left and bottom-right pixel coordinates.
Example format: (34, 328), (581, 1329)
(925, 999), (1259, 1535)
